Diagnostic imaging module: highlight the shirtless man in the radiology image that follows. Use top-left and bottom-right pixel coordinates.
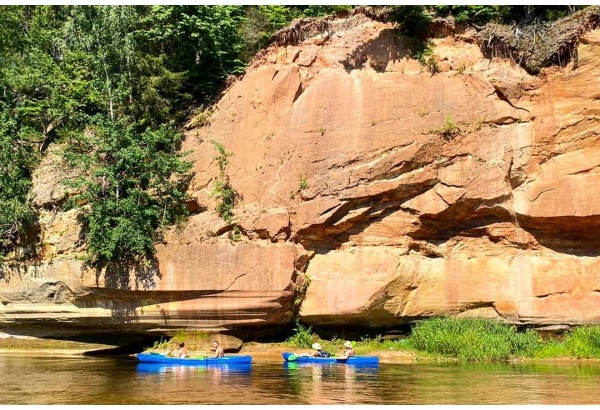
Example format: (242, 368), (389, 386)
(338, 341), (355, 359)
(213, 340), (224, 358)
(177, 342), (189, 358)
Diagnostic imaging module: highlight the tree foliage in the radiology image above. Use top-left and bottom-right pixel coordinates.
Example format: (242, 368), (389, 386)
(210, 140), (237, 224)
(0, 108), (37, 255)
(65, 117), (192, 265)
(0, 5), (590, 262)
(432, 5), (584, 25)
(239, 6), (302, 61)
(389, 5), (585, 39)
(0, 6), (63, 256)
(389, 6), (433, 38)
(238, 6), (353, 61)
(0, 6), (201, 263)
(300, 5), (352, 18)
(137, 6), (246, 101)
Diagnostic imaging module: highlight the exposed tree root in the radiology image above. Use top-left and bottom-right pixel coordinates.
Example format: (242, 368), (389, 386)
(478, 6), (600, 74)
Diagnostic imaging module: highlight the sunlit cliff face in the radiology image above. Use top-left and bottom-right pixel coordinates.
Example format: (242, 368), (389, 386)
(3, 15), (600, 337)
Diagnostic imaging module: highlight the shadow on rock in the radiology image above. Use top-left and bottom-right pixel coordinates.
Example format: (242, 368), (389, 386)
(94, 259), (162, 291)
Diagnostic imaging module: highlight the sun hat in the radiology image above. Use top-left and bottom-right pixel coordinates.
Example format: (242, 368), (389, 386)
(344, 341), (352, 348)
(312, 342), (322, 350)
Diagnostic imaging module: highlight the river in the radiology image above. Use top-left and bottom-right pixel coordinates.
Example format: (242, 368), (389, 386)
(1, 355), (599, 404)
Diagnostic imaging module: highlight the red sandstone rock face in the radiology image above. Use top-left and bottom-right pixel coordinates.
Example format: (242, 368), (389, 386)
(2, 15), (600, 335)
(0, 241), (305, 334)
(186, 17), (600, 329)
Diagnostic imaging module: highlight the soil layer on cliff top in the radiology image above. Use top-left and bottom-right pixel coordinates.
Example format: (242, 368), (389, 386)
(478, 5), (600, 73)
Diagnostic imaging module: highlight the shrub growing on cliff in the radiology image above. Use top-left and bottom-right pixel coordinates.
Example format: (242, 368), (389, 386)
(298, 175), (309, 191)
(389, 6), (432, 38)
(286, 320), (314, 348)
(210, 140), (239, 224)
(65, 117), (193, 265)
(430, 114), (459, 140)
(409, 318), (541, 361)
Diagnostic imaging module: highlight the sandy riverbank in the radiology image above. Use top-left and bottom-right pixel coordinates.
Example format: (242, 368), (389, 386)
(0, 337), (115, 356)
(0, 337), (418, 363)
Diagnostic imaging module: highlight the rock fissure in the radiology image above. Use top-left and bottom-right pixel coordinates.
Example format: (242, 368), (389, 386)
(530, 187), (559, 202)
(536, 291), (569, 299)
(489, 84), (531, 113)
(292, 82), (304, 103)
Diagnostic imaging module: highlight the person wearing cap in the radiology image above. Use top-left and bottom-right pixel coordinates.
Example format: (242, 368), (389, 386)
(337, 341), (355, 359)
(311, 342), (331, 358)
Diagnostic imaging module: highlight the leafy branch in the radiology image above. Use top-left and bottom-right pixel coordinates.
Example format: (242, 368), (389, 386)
(210, 140), (239, 228)
(64, 117), (193, 265)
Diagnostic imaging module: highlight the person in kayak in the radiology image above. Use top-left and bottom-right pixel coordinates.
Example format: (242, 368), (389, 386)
(177, 342), (189, 358)
(213, 340), (225, 358)
(337, 341), (355, 359)
(311, 342), (331, 358)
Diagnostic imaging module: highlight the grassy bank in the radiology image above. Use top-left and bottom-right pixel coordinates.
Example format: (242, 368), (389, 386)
(284, 318), (600, 362)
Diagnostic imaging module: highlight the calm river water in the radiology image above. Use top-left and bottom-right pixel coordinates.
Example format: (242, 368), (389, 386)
(1, 355), (600, 404)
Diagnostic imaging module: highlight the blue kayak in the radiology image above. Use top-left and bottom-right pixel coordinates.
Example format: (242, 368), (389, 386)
(282, 352), (379, 365)
(137, 353), (252, 365)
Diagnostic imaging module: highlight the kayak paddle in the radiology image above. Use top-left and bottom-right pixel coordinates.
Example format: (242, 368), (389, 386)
(287, 353), (310, 361)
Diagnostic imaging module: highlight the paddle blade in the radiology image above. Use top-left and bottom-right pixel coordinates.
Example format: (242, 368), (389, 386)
(287, 354), (299, 361)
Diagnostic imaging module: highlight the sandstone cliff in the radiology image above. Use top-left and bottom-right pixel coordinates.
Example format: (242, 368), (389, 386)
(2, 13), (600, 343)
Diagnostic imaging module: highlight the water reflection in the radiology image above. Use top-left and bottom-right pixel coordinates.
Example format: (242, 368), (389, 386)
(2, 356), (600, 404)
(136, 363), (252, 375)
(281, 361), (380, 404)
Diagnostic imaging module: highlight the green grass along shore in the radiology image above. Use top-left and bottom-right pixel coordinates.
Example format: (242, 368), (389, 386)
(144, 318), (600, 362)
(282, 318), (600, 362)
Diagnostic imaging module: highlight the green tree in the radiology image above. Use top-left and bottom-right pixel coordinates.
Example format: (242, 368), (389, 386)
(63, 6), (140, 122)
(239, 6), (303, 62)
(0, 6), (70, 255)
(0, 6), (219, 262)
(65, 116), (193, 265)
(389, 6), (432, 38)
(431, 5), (582, 25)
(137, 6), (246, 101)
(300, 5), (351, 17)
(0, 108), (37, 256)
